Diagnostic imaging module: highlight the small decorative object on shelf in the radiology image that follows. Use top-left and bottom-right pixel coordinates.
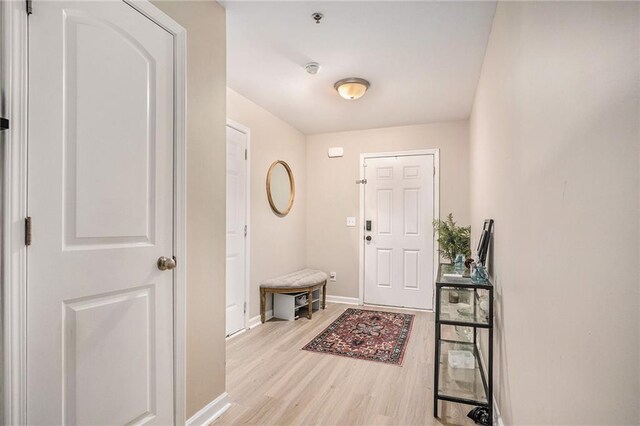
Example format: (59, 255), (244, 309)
(467, 406), (491, 426)
(476, 219), (494, 266)
(454, 254), (466, 273)
(465, 257), (475, 269)
(471, 264), (489, 283)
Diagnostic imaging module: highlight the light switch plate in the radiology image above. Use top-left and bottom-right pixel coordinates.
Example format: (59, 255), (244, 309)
(346, 217), (356, 227)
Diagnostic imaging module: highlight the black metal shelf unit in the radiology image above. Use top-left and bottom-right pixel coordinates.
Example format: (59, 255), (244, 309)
(434, 263), (494, 424)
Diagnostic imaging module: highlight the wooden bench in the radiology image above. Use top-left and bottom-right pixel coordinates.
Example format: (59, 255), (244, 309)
(260, 269), (328, 323)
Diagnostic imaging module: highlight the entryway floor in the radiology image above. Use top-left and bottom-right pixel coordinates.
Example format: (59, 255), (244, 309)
(214, 303), (475, 425)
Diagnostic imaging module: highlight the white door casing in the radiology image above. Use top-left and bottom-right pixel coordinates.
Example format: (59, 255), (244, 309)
(226, 124), (248, 336)
(362, 153), (437, 310)
(25, 1), (185, 424)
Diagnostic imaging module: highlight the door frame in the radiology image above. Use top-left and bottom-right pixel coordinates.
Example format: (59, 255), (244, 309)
(1, 1), (187, 423)
(358, 149), (440, 309)
(226, 119), (251, 333)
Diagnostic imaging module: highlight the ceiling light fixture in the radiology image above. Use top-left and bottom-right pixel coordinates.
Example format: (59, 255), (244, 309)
(334, 78), (370, 100)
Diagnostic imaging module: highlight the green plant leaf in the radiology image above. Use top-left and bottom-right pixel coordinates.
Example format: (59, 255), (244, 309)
(432, 213), (471, 263)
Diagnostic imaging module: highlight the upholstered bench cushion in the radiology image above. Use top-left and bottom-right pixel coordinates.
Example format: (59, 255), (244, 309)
(260, 269), (328, 289)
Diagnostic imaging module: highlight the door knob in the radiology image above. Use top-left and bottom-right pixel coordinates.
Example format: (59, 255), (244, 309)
(157, 256), (176, 271)
(365, 235), (372, 241)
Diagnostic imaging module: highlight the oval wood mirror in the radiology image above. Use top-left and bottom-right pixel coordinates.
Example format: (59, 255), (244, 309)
(266, 160), (295, 217)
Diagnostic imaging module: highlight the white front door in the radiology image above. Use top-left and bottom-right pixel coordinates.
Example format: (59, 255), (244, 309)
(226, 125), (248, 336)
(27, 1), (176, 423)
(363, 155), (436, 310)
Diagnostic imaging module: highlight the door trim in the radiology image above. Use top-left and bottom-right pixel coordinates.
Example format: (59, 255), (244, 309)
(2, 1), (29, 423)
(1, 1), (188, 423)
(226, 119), (251, 331)
(357, 149), (440, 309)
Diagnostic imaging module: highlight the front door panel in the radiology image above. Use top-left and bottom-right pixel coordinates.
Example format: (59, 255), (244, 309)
(364, 155), (435, 310)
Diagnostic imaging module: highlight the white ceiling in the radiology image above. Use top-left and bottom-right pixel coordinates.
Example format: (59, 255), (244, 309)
(225, 1), (497, 135)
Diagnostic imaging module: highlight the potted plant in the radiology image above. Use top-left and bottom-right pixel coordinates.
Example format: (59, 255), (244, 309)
(432, 213), (471, 264)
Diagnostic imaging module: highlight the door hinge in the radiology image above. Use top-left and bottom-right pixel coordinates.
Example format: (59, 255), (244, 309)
(25, 216), (32, 246)
(355, 179), (367, 184)
(244, 225), (247, 237)
(244, 149), (247, 160)
(26, 0), (32, 15)
(244, 302), (247, 314)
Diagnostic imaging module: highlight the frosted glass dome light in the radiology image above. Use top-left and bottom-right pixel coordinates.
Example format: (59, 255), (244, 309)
(334, 78), (370, 100)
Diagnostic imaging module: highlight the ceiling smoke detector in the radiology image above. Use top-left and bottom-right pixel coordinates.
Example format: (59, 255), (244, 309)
(305, 62), (321, 75)
(311, 12), (323, 24)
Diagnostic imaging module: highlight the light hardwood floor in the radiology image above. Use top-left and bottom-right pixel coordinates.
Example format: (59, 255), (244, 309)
(215, 303), (476, 426)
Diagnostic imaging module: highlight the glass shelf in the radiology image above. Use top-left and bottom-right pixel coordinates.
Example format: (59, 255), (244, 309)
(437, 340), (487, 405)
(436, 264), (492, 289)
(438, 288), (489, 327)
(440, 323), (474, 344)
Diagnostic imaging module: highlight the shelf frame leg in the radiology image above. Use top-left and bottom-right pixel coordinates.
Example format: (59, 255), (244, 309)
(488, 288), (494, 425)
(433, 285), (442, 418)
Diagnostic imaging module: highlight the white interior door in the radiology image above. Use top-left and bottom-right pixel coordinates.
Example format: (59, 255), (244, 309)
(363, 155), (435, 310)
(27, 1), (176, 423)
(226, 125), (247, 336)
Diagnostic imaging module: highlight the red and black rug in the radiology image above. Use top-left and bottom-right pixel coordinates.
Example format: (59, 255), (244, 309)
(302, 308), (414, 366)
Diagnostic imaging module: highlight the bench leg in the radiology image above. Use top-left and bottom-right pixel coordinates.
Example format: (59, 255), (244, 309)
(322, 282), (327, 309)
(260, 289), (266, 323)
(307, 290), (313, 319)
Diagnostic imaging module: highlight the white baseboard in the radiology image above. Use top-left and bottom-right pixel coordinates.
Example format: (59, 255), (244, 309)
(248, 309), (273, 329)
(225, 328), (247, 341)
(185, 392), (230, 426)
(493, 400), (504, 426)
(326, 295), (360, 305)
(476, 347), (504, 426)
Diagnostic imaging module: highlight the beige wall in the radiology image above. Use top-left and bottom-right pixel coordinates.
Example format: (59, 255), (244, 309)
(470, 2), (640, 424)
(227, 88), (307, 318)
(305, 122), (470, 299)
(151, 1), (226, 418)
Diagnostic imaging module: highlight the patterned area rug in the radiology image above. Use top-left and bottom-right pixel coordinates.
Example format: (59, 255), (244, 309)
(302, 308), (414, 366)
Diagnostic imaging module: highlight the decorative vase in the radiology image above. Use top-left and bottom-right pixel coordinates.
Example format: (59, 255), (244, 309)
(471, 265), (488, 283)
(454, 254), (465, 273)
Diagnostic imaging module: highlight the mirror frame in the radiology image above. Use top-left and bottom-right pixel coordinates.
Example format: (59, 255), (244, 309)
(266, 160), (295, 217)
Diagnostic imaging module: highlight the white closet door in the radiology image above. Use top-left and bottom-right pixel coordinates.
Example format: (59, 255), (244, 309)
(27, 1), (175, 423)
(226, 126), (248, 336)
